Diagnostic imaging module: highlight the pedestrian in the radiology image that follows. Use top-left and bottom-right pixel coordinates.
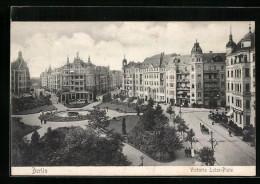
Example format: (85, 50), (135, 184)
(184, 148), (188, 157)
(187, 148), (191, 157)
(39, 110), (44, 124)
(229, 129), (232, 137)
(44, 119), (47, 124)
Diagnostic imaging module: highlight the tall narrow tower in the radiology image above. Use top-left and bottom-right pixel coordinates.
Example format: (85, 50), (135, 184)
(190, 39), (204, 106)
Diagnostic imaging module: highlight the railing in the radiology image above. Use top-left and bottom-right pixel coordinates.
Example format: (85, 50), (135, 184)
(203, 70), (219, 73)
(176, 79), (189, 82)
(204, 78), (219, 82)
(177, 87), (190, 90)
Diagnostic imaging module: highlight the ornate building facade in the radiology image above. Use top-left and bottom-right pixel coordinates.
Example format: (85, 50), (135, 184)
(11, 51), (31, 96)
(225, 25), (255, 127)
(122, 41), (226, 107)
(40, 53), (122, 102)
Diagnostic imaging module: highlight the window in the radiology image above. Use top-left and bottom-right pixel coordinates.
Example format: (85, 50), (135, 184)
(228, 71), (229, 77)
(246, 83), (250, 92)
(192, 66), (194, 71)
(221, 74), (224, 80)
(192, 75), (194, 79)
(192, 84), (194, 88)
(198, 83), (201, 88)
(240, 114), (242, 124)
(253, 53), (255, 62)
(232, 97), (234, 103)
(227, 83), (229, 90)
(231, 70), (233, 77)
(192, 93), (194, 97)
(198, 74), (201, 78)
(231, 83), (233, 90)
(198, 92), (201, 97)
(245, 68), (250, 77)
(246, 100), (250, 109)
(214, 66), (216, 70)
(231, 58), (233, 65)
(228, 96), (230, 102)
(221, 65), (224, 70)
(253, 68), (255, 77)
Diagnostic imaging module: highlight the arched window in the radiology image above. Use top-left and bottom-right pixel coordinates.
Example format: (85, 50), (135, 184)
(192, 66), (194, 71)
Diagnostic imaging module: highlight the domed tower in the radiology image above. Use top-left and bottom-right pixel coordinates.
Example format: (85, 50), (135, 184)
(191, 39), (203, 62)
(226, 26), (236, 55)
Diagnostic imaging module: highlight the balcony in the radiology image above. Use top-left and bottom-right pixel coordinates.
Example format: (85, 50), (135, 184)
(204, 87), (220, 91)
(203, 70), (219, 73)
(204, 78), (219, 82)
(177, 87), (190, 91)
(176, 79), (190, 82)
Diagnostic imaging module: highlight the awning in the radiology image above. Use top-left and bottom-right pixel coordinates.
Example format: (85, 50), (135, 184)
(226, 109), (234, 117)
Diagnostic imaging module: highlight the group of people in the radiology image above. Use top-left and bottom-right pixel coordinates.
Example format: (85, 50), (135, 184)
(184, 147), (192, 157)
(39, 110), (47, 124)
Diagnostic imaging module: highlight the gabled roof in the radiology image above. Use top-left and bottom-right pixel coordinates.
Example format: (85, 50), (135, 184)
(203, 53), (226, 63)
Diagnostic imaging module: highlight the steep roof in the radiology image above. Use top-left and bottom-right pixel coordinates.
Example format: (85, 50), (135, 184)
(11, 53), (28, 70)
(203, 53), (226, 63)
(231, 31), (255, 54)
(139, 53), (177, 68)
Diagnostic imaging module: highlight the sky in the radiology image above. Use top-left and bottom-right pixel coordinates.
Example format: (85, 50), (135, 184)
(11, 21), (255, 78)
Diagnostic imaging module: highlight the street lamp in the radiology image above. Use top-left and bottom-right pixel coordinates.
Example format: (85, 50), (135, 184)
(179, 105), (182, 118)
(140, 154), (144, 166)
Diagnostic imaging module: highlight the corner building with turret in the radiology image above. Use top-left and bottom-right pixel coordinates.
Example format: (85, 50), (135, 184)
(225, 25), (255, 128)
(122, 41), (226, 108)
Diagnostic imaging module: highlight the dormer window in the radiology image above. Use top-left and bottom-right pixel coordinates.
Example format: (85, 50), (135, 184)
(241, 41), (251, 48)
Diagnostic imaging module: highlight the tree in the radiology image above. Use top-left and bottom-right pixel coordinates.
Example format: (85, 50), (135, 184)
(197, 147), (216, 166)
(166, 105), (173, 115)
(177, 120), (189, 139)
(148, 98), (155, 107)
(19, 127), (131, 166)
(122, 117), (126, 135)
(31, 131), (40, 145)
(185, 129), (197, 148)
(93, 86), (97, 101)
(86, 107), (110, 133)
(136, 105), (140, 116)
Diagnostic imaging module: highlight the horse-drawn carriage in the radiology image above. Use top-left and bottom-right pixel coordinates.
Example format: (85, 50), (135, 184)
(200, 124), (209, 134)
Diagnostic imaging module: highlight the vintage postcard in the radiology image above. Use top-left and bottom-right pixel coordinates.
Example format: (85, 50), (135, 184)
(10, 21), (256, 176)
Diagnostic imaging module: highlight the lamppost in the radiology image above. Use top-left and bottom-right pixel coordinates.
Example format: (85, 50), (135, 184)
(179, 105), (182, 118)
(140, 154), (144, 166)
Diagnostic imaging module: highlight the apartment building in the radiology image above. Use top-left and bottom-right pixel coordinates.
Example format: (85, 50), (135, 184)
(122, 41), (226, 107)
(225, 25), (255, 127)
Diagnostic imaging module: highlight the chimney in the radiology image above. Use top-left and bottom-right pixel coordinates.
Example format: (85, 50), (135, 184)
(209, 51), (213, 53)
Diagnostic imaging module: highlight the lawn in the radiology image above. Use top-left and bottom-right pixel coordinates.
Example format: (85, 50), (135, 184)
(13, 105), (57, 115)
(109, 115), (140, 134)
(97, 102), (136, 113)
(11, 117), (41, 137)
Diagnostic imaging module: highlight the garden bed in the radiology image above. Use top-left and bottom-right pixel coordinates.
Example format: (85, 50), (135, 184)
(64, 103), (88, 108)
(97, 102), (136, 113)
(39, 110), (91, 122)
